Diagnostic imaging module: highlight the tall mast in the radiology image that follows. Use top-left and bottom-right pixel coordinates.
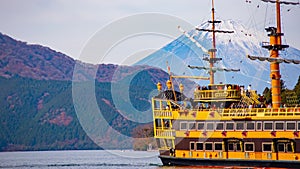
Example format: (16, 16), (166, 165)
(210, 0), (217, 84)
(188, 0), (238, 83)
(250, 0), (299, 108)
(276, 0), (282, 42)
(263, 0), (288, 108)
(269, 0), (282, 108)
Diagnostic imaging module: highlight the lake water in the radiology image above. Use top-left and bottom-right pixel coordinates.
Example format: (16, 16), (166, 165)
(0, 150), (160, 169)
(0, 150), (286, 169)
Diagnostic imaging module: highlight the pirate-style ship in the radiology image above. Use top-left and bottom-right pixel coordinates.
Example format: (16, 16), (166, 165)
(152, 0), (300, 167)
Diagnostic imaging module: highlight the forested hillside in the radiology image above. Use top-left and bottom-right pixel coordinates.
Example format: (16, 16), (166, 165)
(0, 32), (178, 151)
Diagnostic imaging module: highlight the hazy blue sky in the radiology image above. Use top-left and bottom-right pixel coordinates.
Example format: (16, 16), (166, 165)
(1, 0), (299, 64)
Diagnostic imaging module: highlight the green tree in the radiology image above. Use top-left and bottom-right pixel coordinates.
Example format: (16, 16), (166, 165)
(263, 87), (271, 104)
(281, 79), (287, 104)
(294, 76), (300, 103)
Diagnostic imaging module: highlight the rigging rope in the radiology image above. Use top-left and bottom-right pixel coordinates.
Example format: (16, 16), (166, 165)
(264, 1), (269, 30)
(261, 0), (299, 5)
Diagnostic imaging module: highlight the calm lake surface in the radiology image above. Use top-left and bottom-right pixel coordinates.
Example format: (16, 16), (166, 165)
(0, 150), (288, 169)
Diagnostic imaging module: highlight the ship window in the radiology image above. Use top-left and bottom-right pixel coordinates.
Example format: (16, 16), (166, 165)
(214, 142), (223, 151)
(245, 142), (255, 152)
(197, 122), (205, 130)
(163, 119), (170, 129)
(154, 100), (160, 110)
(236, 143), (241, 151)
(286, 121), (296, 130)
(190, 142), (195, 150)
(246, 122), (255, 130)
(188, 122), (196, 130)
(286, 143), (293, 152)
(263, 122), (273, 131)
(256, 121), (262, 131)
(162, 101), (168, 109)
(277, 143), (285, 152)
(228, 142), (241, 152)
(262, 143), (272, 152)
(216, 122), (224, 130)
(236, 122), (244, 130)
(180, 122), (187, 130)
(155, 119), (162, 128)
(196, 142), (203, 151)
(206, 122), (214, 131)
(205, 142), (213, 151)
(226, 122), (234, 130)
(228, 143), (234, 151)
(275, 122), (284, 131)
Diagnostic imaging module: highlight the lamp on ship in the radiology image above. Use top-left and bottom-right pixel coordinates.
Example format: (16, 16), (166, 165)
(157, 82), (162, 91)
(166, 80), (172, 90)
(179, 83), (184, 93)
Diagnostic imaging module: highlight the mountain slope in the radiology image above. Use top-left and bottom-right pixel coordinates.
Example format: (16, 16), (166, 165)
(0, 76), (99, 151)
(0, 33), (75, 80)
(0, 32), (168, 83)
(136, 19), (300, 93)
(0, 32), (193, 151)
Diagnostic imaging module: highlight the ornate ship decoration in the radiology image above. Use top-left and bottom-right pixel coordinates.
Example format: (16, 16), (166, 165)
(152, 0), (300, 167)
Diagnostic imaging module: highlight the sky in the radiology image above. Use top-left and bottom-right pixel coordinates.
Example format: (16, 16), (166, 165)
(1, 0), (300, 64)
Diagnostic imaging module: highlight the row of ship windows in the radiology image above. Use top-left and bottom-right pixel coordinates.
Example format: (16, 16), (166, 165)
(190, 142), (293, 153)
(180, 121), (300, 131)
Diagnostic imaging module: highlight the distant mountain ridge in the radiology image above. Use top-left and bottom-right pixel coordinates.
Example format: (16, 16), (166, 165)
(0, 32), (189, 151)
(0, 32), (170, 83)
(136, 19), (300, 93)
(0, 32), (74, 80)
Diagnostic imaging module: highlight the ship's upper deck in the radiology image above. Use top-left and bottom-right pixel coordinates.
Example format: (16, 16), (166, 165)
(152, 98), (300, 120)
(194, 84), (241, 102)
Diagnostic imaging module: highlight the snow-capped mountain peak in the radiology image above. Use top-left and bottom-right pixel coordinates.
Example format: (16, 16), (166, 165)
(136, 19), (300, 93)
(194, 19), (267, 55)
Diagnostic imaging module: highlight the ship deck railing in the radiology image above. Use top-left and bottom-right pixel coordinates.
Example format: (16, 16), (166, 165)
(221, 107), (300, 117)
(152, 98), (300, 118)
(194, 89), (241, 101)
(154, 128), (175, 139)
(153, 110), (172, 118)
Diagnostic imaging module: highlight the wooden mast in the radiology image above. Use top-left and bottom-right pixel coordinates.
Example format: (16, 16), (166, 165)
(269, 0), (282, 108)
(206, 0), (236, 84)
(257, 0), (299, 108)
(210, 0), (217, 85)
(185, 0), (237, 82)
(265, 0), (288, 108)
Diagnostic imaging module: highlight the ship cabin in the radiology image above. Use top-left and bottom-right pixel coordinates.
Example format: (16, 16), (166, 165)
(152, 81), (300, 166)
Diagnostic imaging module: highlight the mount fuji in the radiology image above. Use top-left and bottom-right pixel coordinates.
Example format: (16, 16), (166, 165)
(135, 19), (300, 93)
